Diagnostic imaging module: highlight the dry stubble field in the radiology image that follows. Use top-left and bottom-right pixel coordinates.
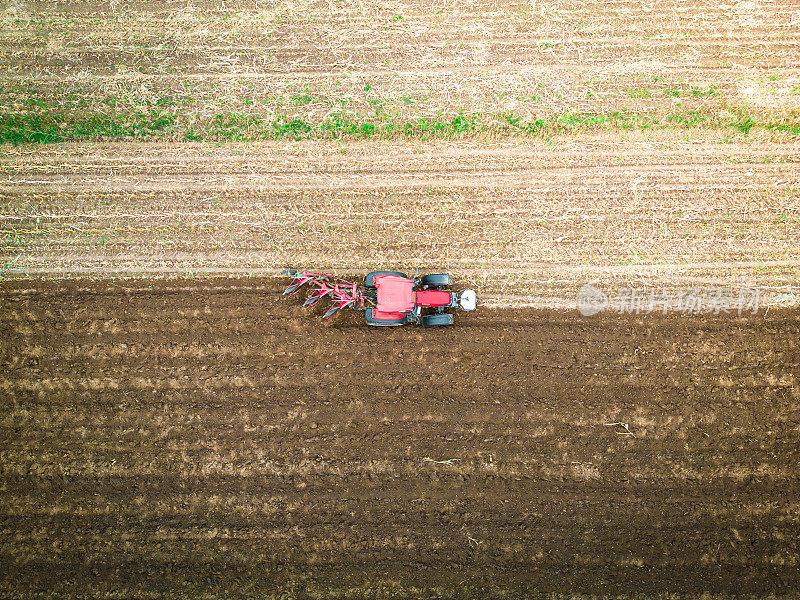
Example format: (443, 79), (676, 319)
(1, 0), (800, 598)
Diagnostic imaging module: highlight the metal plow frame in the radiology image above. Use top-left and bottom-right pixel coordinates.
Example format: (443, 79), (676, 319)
(283, 270), (366, 318)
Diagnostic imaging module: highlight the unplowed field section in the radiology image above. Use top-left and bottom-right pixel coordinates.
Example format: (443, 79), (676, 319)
(2, 279), (800, 599)
(2, 137), (799, 307)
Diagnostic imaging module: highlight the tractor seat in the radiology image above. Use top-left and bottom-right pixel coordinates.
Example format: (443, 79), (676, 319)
(374, 275), (415, 312)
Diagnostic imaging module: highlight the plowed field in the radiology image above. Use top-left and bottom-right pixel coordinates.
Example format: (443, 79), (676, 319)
(2, 278), (799, 598)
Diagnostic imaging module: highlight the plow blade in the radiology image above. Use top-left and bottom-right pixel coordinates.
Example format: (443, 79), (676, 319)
(284, 277), (314, 296)
(323, 300), (353, 319)
(303, 290), (331, 308)
(283, 282), (302, 295)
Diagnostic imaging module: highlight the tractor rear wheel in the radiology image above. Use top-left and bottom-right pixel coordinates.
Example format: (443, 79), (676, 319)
(365, 271), (408, 288)
(421, 313), (453, 327)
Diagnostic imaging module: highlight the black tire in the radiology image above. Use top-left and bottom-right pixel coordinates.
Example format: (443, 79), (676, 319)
(365, 271), (408, 288)
(365, 308), (409, 326)
(421, 313), (453, 327)
(421, 273), (451, 288)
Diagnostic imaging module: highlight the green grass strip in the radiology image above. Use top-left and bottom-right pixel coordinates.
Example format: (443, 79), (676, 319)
(0, 108), (797, 144)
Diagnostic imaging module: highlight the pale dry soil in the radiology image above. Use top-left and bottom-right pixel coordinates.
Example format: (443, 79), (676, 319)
(1, 132), (798, 307)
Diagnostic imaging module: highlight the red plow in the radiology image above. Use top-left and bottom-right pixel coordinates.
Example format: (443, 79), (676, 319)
(282, 271), (365, 319)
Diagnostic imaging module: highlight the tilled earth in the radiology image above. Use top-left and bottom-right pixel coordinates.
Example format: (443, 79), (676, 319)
(1, 278), (799, 598)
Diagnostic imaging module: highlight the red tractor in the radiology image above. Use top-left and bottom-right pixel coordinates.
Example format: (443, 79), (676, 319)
(283, 269), (477, 327)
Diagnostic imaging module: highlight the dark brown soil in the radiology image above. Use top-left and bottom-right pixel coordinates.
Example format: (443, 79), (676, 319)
(1, 278), (799, 599)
